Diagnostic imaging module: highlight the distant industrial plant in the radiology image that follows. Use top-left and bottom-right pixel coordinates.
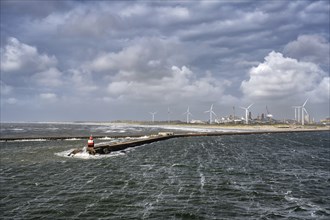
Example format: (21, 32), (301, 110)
(145, 98), (328, 126)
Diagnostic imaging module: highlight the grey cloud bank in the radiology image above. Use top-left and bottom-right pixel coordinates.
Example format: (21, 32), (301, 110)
(0, 0), (329, 122)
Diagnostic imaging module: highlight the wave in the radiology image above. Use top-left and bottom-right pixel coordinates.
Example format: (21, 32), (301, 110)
(64, 138), (82, 141)
(5, 139), (48, 142)
(55, 149), (127, 160)
(98, 137), (112, 140)
(11, 128), (25, 131)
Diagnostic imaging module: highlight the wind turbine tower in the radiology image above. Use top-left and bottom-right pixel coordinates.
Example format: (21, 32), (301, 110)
(240, 103), (254, 124)
(149, 112), (157, 123)
(205, 104), (217, 124)
(301, 98), (309, 126)
(183, 106), (192, 123)
(292, 106), (301, 123)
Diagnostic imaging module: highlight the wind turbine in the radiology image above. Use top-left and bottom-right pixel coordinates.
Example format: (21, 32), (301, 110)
(240, 103), (253, 124)
(183, 106), (192, 123)
(301, 98), (309, 125)
(204, 104), (217, 124)
(292, 106), (301, 123)
(302, 108), (309, 125)
(149, 112), (157, 123)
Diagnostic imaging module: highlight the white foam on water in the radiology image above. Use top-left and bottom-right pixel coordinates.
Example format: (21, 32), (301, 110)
(64, 138), (82, 141)
(200, 173), (206, 190)
(197, 156), (206, 191)
(171, 163), (185, 167)
(91, 136), (150, 148)
(10, 139), (47, 142)
(137, 135), (150, 139)
(54, 148), (126, 160)
(86, 176), (97, 184)
(284, 191), (327, 217)
(77, 122), (249, 133)
(98, 137), (112, 140)
(11, 128), (25, 131)
(46, 127), (59, 130)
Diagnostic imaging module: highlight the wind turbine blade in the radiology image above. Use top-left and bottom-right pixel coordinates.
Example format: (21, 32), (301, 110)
(247, 103), (254, 109)
(302, 98), (309, 107)
(303, 108), (308, 115)
(239, 107), (246, 110)
(184, 107), (190, 114)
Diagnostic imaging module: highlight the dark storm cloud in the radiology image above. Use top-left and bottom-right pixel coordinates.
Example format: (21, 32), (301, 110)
(0, 0), (329, 121)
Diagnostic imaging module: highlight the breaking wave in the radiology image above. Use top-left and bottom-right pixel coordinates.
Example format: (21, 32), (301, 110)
(55, 148), (127, 160)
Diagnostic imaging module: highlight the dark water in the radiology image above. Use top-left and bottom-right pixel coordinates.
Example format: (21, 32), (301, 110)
(0, 123), (329, 219)
(0, 122), (170, 138)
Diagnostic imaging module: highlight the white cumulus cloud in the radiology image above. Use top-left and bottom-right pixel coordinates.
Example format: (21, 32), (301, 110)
(107, 81), (132, 96)
(0, 37), (57, 73)
(88, 37), (186, 81)
(307, 77), (330, 103)
(240, 51), (328, 103)
(33, 67), (63, 87)
(68, 68), (97, 93)
(106, 65), (230, 104)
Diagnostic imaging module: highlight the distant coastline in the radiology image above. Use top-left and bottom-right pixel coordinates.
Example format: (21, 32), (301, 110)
(1, 122), (328, 142)
(1, 120), (329, 130)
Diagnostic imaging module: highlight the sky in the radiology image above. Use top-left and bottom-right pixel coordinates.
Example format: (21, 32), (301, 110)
(1, 0), (329, 122)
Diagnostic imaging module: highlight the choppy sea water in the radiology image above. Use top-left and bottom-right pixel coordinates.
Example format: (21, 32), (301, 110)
(0, 123), (329, 219)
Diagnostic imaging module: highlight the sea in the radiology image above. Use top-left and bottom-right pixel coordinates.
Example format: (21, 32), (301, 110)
(0, 122), (329, 219)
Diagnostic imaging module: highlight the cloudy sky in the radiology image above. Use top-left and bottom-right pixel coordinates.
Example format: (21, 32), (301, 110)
(1, 0), (329, 122)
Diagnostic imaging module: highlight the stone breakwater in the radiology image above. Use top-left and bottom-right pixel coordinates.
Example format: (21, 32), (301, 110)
(94, 129), (329, 154)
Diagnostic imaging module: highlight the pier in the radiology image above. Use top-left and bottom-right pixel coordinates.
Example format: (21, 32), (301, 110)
(1, 129), (328, 155)
(93, 129), (329, 154)
(94, 134), (176, 154)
